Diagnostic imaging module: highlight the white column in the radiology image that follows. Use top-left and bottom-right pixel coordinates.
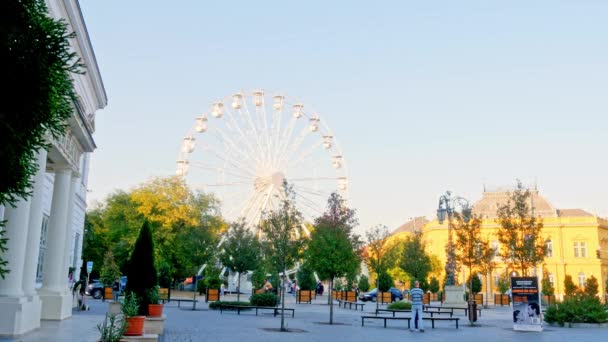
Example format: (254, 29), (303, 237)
(22, 149), (48, 296)
(61, 175), (79, 288)
(39, 168), (73, 320)
(0, 205), (4, 221)
(0, 197), (32, 297)
(39, 168), (71, 293)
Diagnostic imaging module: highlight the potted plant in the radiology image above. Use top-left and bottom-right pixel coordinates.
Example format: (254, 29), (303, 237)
(147, 286), (164, 317)
(97, 312), (126, 342)
(100, 251), (121, 301)
(122, 292), (145, 336)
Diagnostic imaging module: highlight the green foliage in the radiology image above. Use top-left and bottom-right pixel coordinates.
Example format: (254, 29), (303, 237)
(564, 275), (578, 297)
(124, 221), (158, 316)
(358, 275), (370, 292)
(196, 280), (206, 295)
(203, 264), (222, 290)
(305, 194), (360, 283)
(333, 278), (344, 291)
(208, 301), (251, 310)
(466, 274), (482, 294)
(250, 293), (279, 307)
(429, 277), (440, 293)
(251, 267), (267, 290)
(544, 296), (608, 325)
(585, 275), (599, 297)
(541, 272), (554, 296)
(220, 220), (260, 302)
(146, 287), (160, 305)
(496, 181), (547, 276)
(1, 0), (82, 207)
(121, 292), (140, 317)
(453, 213), (494, 290)
(297, 263), (316, 291)
(97, 313), (127, 342)
(399, 232), (432, 286)
(100, 251), (121, 287)
(387, 301), (412, 310)
(364, 225), (394, 278)
(0, 228), (8, 279)
(497, 274), (510, 294)
(378, 271), (393, 292)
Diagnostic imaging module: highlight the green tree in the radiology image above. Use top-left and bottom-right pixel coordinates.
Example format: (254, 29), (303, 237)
(304, 193), (360, 324)
(429, 276), (440, 294)
(259, 184), (305, 332)
(399, 232), (432, 288)
(219, 220), (260, 302)
(125, 221), (158, 316)
(466, 274), (482, 295)
(364, 224), (394, 310)
(564, 275), (578, 297)
(251, 267), (268, 290)
(358, 275), (370, 292)
(541, 269), (554, 296)
(1, 0), (84, 278)
(100, 251), (121, 287)
(497, 273), (510, 294)
(584, 275), (599, 298)
(296, 263), (316, 291)
(452, 211), (494, 318)
(378, 271), (393, 292)
(496, 181), (547, 276)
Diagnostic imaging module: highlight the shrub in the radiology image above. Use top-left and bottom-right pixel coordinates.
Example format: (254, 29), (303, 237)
(585, 276), (599, 297)
(250, 293), (279, 307)
(122, 292), (139, 317)
(466, 274), (482, 294)
(297, 263), (316, 291)
(387, 301), (412, 310)
(147, 287), (159, 305)
(497, 274), (510, 294)
(378, 272), (393, 292)
(429, 277), (440, 294)
(541, 275), (554, 296)
(208, 301), (251, 310)
(564, 275), (578, 297)
(124, 221), (158, 316)
(358, 275), (370, 292)
(544, 296), (608, 325)
(251, 268), (267, 290)
(196, 280), (205, 295)
(100, 251), (121, 287)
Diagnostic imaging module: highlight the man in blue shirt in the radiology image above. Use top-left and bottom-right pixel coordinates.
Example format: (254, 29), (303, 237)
(410, 280), (424, 332)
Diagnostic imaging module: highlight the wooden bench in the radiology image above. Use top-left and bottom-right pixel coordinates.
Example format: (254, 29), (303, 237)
(463, 306), (482, 317)
(219, 304), (295, 318)
(423, 317), (460, 329)
(161, 297), (198, 310)
(361, 315), (411, 328)
(422, 305), (455, 316)
(337, 299), (365, 311)
(376, 308), (453, 318)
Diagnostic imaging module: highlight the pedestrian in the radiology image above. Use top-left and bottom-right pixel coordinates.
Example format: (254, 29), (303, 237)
(111, 278), (120, 301)
(410, 280), (425, 332)
(319, 283), (324, 296)
(292, 280), (297, 297)
(220, 283), (225, 298)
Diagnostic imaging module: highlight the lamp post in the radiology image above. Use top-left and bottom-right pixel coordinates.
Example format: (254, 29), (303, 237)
(437, 191), (471, 287)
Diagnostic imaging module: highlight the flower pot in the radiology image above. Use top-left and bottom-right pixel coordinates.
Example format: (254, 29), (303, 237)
(124, 316), (146, 336)
(104, 287), (113, 300)
(148, 303), (164, 317)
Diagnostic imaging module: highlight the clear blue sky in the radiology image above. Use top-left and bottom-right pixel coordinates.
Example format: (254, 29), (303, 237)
(80, 0), (608, 234)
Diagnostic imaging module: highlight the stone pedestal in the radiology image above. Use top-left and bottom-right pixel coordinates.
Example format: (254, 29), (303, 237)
(443, 285), (466, 307)
(0, 296), (42, 336)
(39, 292), (73, 320)
(108, 302), (122, 315)
(144, 315), (166, 335)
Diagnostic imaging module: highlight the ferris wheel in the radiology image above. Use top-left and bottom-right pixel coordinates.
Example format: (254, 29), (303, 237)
(176, 90), (349, 228)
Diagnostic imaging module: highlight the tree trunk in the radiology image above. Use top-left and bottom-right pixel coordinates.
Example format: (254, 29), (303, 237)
(237, 272), (241, 303)
(469, 264), (474, 326)
(280, 271), (286, 331)
(329, 278), (334, 324)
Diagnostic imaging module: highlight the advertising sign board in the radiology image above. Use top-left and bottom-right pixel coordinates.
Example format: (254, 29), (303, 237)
(511, 276), (542, 332)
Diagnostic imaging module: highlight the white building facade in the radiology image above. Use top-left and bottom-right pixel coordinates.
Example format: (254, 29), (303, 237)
(0, 0), (106, 336)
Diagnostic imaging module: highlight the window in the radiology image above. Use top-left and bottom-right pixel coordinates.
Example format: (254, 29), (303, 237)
(545, 240), (553, 258)
(491, 241), (499, 257)
(574, 241), (587, 258)
(493, 273), (500, 285)
(578, 272), (586, 287)
(548, 273), (555, 288)
(36, 215), (50, 282)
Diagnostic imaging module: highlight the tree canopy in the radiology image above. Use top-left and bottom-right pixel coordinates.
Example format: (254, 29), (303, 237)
(496, 181), (547, 276)
(399, 232), (432, 289)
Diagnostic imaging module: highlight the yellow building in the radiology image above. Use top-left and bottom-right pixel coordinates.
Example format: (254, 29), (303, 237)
(390, 190), (608, 300)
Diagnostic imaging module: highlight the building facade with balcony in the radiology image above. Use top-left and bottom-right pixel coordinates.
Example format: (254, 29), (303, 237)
(0, 0), (106, 336)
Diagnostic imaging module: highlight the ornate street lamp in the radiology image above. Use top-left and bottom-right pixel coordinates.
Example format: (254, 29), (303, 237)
(437, 191), (471, 286)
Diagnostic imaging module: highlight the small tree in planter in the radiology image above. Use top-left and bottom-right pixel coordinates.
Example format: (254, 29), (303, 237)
(122, 292), (145, 336)
(124, 221), (158, 316)
(358, 275), (370, 292)
(429, 276), (440, 294)
(496, 273), (510, 305)
(97, 312), (127, 342)
(146, 286), (163, 317)
(564, 275), (578, 298)
(296, 263), (316, 303)
(219, 220), (260, 303)
(541, 271), (555, 305)
(100, 251), (121, 300)
(251, 267), (267, 293)
(378, 271), (393, 303)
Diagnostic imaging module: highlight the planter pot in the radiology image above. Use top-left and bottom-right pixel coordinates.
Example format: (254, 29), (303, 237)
(345, 291), (356, 302)
(379, 292), (391, 304)
(542, 295), (556, 306)
(297, 290), (312, 303)
(148, 304), (164, 317)
(494, 294), (509, 306)
(124, 316), (146, 336)
(206, 288), (219, 302)
(104, 287), (113, 300)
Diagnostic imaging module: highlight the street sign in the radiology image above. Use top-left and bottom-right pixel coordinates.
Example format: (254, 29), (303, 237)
(86, 261), (93, 274)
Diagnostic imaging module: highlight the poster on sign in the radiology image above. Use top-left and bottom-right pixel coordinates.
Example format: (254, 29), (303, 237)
(510, 276), (542, 332)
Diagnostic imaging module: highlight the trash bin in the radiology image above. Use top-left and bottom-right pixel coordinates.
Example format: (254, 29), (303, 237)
(468, 300), (477, 322)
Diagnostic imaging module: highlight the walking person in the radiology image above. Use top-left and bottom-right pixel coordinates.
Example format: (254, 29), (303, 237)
(410, 280), (425, 332)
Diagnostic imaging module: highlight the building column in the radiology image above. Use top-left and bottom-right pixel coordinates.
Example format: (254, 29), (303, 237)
(39, 168), (73, 320)
(61, 175), (79, 292)
(0, 153), (46, 335)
